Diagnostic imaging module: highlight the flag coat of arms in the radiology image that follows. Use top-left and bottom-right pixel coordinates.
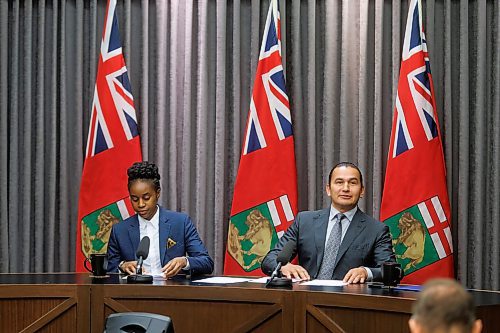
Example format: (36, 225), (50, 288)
(380, 0), (454, 284)
(75, 0), (142, 271)
(223, 0), (298, 276)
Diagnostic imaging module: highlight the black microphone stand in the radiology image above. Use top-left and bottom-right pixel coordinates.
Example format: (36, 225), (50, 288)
(127, 236), (154, 284)
(127, 273), (153, 284)
(266, 241), (296, 288)
(266, 263), (292, 288)
(127, 257), (153, 284)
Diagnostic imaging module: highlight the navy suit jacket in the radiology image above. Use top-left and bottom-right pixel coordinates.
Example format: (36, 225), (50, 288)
(107, 207), (214, 275)
(261, 208), (395, 281)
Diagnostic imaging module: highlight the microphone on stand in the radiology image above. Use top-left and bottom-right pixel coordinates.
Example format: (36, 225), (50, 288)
(135, 236), (150, 275)
(266, 240), (296, 288)
(127, 236), (153, 284)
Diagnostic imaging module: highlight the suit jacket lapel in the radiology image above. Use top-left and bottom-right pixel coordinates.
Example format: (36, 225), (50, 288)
(334, 209), (366, 267)
(159, 209), (171, 265)
(127, 216), (141, 258)
(314, 208), (330, 272)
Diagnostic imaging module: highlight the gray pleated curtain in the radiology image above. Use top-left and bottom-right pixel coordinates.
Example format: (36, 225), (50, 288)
(0, 0), (498, 290)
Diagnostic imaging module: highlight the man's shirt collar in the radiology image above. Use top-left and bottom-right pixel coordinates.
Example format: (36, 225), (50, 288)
(329, 205), (358, 222)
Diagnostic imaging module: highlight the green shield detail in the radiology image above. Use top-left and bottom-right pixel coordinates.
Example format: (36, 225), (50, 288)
(81, 203), (123, 256)
(384, 205), (440, 275)
(229, 203), (279, 272)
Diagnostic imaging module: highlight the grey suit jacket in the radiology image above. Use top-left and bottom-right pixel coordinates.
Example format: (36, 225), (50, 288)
(261, 208), (396, 281)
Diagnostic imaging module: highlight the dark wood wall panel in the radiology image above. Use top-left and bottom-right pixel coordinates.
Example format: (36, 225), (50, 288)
(305, 306), (411, 333)
(92, 284), (294, 333)
(0, 299), (63, 332)
(37, 308), (78, 333)
(0, 284), (90, 333)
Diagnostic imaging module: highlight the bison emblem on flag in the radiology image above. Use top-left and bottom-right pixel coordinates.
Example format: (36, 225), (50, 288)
(227, 195), (294, 272)
(81, 200), (134, 258)
(385, 196), (453, 275)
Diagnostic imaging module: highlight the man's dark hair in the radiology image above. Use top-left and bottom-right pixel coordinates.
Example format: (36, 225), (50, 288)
(412, 279), (476, 333)
(328, 162), (364, 187)
(127, 161), (161, 191)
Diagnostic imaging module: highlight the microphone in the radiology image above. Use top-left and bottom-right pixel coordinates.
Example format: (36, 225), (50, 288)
(135, 236), (150, 275)
(127, 236), (153, 284)
(266, 240), (296, 288)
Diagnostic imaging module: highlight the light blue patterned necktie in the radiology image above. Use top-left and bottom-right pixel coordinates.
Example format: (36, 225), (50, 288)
(317, 213), (344, 279)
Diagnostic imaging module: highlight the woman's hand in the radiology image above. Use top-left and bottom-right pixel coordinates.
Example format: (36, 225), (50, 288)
(120, 261), (138, 275)
(162, 257), (188, 278)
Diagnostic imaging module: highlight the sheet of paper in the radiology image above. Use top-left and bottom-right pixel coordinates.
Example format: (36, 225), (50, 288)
(193, 276), (251, 284)
(300, 279), (347, 286)
(121, 274), (165, 280)
(245, 277), (270, 283)
(247, 277), (302, 284)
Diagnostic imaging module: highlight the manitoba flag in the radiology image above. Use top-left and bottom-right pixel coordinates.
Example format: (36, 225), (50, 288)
(380, 0), (454, 284)
(223, 0), (298, 276)
(75, 0), (142, 271)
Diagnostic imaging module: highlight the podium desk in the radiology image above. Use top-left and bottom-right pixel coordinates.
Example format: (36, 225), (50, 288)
(1, 273), (499, 333)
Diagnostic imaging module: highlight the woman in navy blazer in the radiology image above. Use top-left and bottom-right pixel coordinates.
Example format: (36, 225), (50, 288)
(106, 161), (214, 277)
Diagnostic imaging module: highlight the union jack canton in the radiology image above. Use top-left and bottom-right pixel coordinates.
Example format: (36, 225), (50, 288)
(87, 0), (139, 158)
(392, 1), (438, 158)
(243, 0), (292, 155)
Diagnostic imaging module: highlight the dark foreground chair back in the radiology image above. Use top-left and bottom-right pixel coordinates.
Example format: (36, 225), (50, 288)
(104, 312), (174, 333)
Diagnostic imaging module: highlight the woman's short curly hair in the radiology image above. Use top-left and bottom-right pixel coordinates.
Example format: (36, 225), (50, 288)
(127, 161), (161, 191)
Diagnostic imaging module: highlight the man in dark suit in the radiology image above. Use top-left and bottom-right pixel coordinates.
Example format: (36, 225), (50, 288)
(262, 162), (395, 283)
(106, 161), (213, 277)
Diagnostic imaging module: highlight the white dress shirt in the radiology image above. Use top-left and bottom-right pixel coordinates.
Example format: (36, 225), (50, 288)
(138, 206), (163, 275)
